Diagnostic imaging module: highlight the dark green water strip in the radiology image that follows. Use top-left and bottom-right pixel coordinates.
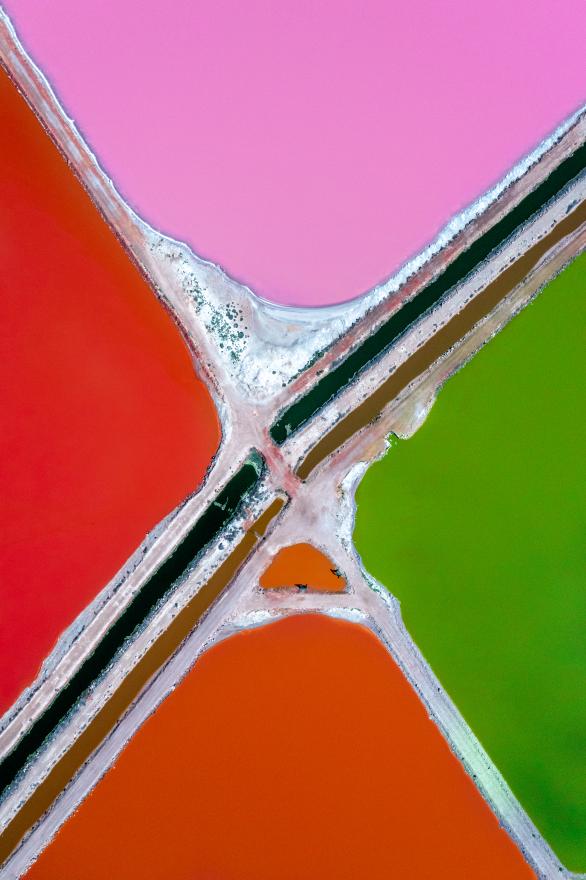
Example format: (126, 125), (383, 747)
(0, 453), (263, 800)
(270, 142), (586, 444)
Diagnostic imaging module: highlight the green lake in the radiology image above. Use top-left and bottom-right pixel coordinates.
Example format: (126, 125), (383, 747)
(354, 254), (585, 870)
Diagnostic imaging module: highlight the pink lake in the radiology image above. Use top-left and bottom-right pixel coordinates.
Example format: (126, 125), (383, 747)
(5, 0), (585, 306)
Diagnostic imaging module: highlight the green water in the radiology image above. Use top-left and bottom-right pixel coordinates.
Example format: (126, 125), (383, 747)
(270, 144), (586, 444)
(354, 255), (586, 871)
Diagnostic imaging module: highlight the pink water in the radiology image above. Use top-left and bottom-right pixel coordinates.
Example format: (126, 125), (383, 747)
(5, 1), (585, 306)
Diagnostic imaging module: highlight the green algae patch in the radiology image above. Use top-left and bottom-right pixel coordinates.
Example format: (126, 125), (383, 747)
(354, 255), (586, 871)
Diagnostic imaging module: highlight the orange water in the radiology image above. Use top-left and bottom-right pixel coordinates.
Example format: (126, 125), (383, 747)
(26, 614), (534, 879)
(259, 543), (346, 591)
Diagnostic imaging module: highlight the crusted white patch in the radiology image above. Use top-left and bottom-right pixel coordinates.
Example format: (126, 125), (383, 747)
(146, 101), (585, 402)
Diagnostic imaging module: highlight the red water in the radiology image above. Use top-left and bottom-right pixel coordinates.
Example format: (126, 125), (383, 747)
(26, 614), (534, 879)
(0, 69), (220, 713)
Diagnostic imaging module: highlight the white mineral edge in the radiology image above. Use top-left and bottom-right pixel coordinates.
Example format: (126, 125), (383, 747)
(0, 9), (585, 879)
